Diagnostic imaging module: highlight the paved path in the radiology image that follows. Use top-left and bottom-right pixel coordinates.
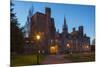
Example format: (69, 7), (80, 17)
(41, 55), (72, 64)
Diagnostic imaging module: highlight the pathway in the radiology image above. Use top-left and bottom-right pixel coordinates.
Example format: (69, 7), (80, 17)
(41, 55), (72, 64)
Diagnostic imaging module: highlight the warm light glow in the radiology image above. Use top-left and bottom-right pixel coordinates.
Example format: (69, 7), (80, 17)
(50, 46), (55, 53)
(86, 45), (89, 48)
(67, 43), (70, 48)
(50, 45), (58, 54)
(51, 46), (55, 49)
(38, 50), (40, 53)
(36, 35), (40, 40)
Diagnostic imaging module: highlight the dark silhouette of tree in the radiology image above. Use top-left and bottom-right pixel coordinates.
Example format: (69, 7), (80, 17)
(10, 2), (25, 54)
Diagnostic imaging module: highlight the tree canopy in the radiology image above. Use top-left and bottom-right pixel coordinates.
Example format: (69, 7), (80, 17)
(10, 2), (25, 54)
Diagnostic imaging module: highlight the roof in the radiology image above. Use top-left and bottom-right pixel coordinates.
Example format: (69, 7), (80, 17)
(32, 12), (45, 17)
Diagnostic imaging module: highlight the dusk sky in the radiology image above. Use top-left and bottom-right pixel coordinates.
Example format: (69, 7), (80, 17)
(12, 1), (95, 44)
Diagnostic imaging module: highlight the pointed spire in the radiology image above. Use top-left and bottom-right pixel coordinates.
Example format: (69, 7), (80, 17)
(29, 5), (34, 17)
(63, 16), (68, 29)
(27, 5), (34, 24)
(26, 5), (34, 37)
(64, 16), (66, 26)
(62, 16), (68, 34)
(31, 5), (34, 14)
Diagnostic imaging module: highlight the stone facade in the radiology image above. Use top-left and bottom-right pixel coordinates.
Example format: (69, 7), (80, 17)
(26, 7), (56, 54)
(25, 7), (91, 54)
(56, 17), (91, 54)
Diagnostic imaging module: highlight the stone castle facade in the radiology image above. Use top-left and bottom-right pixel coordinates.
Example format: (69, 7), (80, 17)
(24, 7), (91, 54)
(56, 17), (90, 54)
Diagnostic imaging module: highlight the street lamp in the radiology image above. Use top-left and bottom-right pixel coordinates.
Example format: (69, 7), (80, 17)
(66, 43), (71, 54)
(36, 35), (40, 40)
(66, 43), (70, 48)
(36, 34), (41, 64)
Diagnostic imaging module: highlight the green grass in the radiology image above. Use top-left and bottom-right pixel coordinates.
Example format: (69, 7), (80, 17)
(11, 54), (45, 66)
(64, 52), (95, 62)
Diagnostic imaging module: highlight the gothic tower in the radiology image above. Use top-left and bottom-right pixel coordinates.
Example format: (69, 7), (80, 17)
(62, 16), (68, 35)
(26, 5), (34, 37)
(78, 26), (84, 37)
(45, 7), (51, 18)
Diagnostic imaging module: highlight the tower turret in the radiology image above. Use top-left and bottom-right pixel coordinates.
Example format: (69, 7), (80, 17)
(45, 7), (51, 18)
(78, 26), (84, 37)
(62, 16), (68, 34)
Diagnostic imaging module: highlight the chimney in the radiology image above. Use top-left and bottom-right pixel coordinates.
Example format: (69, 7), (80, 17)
(45, 7), (51, 18)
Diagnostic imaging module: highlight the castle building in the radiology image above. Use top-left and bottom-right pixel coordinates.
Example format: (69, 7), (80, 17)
(55, 17), (91, 54)
(25, 7), (91, 54)
(25, 7), (56, 54)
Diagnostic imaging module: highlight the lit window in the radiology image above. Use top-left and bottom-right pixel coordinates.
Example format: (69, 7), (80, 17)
(86, 45), (89, 48)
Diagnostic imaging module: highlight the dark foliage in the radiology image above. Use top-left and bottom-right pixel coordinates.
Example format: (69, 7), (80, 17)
(10, 2), (25, 54)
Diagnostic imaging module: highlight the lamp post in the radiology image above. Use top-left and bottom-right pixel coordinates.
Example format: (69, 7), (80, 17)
(36, 35), (40, 40)
(36, 34), (40, 64)
(66, 43), (70, 54)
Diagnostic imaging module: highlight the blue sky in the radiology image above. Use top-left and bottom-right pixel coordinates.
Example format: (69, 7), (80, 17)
(12, 1), (95, 44)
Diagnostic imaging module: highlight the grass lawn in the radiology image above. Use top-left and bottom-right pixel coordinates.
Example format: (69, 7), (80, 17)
(11, 54), (45, 66)
(64, 52), (95, 62)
